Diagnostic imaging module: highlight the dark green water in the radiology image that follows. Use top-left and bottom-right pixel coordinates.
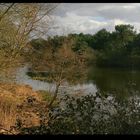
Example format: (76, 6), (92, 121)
(88, 66), (140, 98)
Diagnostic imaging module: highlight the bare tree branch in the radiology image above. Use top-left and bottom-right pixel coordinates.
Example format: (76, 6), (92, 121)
(0, 3), (15, 21)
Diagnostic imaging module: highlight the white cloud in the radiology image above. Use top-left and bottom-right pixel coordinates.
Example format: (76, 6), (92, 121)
(48, 3), (140, 36)
(49, 12), (108, 35)
(113, 19), (126, 26)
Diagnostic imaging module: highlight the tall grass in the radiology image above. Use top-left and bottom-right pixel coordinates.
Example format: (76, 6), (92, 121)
(0, 95), (17, 130)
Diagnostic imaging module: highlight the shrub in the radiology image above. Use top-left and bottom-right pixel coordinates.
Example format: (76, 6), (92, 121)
(20, 92), (140, 134)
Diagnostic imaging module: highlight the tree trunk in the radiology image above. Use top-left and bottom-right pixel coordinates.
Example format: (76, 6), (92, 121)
(47, 83), (60, 108)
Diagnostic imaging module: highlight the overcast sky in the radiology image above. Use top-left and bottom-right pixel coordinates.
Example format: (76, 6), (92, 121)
(47, 3), (140, 36)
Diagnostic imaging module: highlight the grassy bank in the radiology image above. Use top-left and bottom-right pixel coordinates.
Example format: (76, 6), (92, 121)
(0, 83), (51, 134)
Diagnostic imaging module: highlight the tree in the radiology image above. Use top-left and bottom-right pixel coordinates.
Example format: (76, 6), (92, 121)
(28, 37), (89, 108)
(0, 3), (57, 80)
(91, 29), (110, 50)
(0, 3), (15, 22)
(114, 24), (136, 47)
(0, 10), (21, 79)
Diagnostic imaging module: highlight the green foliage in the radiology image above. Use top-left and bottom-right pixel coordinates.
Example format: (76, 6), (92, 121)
(91, 29), (110, 50)
(19, 91), (140, 135)
(30, 38), (47, 50)
(28, 24), (140, 68)
(94, 24), (137, 67)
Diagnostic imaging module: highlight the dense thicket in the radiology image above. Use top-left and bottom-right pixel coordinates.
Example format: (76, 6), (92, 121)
(30, 24), (140, 68)
(19, 92), (140, 135)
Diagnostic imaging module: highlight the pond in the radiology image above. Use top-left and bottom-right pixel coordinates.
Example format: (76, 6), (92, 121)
(15, 65), (140, 99)
(88, 66), (140, 99)
(15, 65), (97, 96)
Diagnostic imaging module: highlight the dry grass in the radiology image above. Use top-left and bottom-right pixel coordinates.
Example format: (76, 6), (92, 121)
(0, 94), (17, 130)
(0, 83), (42, 101)
(0, 83), (45, 134)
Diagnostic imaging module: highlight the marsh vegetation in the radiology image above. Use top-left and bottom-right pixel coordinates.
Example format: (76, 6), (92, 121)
(0, 3), (140, 135)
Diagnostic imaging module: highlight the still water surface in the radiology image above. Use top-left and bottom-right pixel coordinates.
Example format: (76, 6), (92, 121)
(16, 65), (140, 98)
(16, 66), (97, 96)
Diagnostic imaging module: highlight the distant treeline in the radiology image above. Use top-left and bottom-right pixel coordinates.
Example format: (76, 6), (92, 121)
(30, 24), (140, 68)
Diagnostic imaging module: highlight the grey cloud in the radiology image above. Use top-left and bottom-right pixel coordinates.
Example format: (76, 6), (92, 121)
(49, 3), (140, 36)
(98, 5), (140, 22)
